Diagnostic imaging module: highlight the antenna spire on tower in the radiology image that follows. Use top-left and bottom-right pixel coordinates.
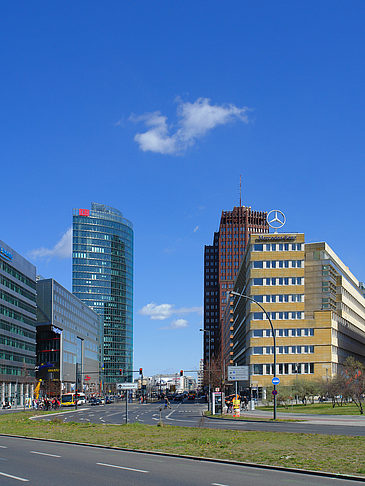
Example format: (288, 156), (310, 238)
(239, 175), (242, 207)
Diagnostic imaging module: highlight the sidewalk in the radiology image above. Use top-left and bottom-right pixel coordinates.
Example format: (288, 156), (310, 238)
(237, 409), (365, 426)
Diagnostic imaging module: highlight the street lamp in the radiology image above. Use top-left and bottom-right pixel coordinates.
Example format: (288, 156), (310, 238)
(230, 291), (277, 420)
(199, 328), (211, 411)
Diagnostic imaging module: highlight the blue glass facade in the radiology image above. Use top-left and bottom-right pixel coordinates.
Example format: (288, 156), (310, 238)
(72, 203), (133, 385)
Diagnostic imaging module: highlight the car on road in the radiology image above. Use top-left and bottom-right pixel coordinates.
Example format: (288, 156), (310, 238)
(89, 398), (101, 406)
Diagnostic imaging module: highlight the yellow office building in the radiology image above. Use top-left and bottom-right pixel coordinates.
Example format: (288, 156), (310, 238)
(230, 233), (365, 394)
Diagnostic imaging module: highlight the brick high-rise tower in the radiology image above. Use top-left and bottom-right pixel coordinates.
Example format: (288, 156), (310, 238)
(203, 206), (269, 366)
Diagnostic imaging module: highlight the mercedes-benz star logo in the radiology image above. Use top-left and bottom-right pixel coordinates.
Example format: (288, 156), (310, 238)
(267, 210), (286, 232)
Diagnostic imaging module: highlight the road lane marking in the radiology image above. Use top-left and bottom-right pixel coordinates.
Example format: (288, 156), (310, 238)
(30, 451), (61, 458)
(212, 483), (230, 486)
(97, 463), (149, 473)
(0, 446), (7, 448)
(0, 471), (29, 481)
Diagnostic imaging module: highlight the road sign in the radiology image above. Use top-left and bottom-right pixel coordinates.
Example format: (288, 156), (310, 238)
(116, 383), (138, 390)
(228, 366), (249, 381)
(272, 377), (280, 385)
(272, 390), (278, 395)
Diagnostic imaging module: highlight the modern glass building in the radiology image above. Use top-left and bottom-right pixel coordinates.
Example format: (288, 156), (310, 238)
(36, 278), (102, 396)
(72, 203), (133, 386)
(0, 240), (37, 406)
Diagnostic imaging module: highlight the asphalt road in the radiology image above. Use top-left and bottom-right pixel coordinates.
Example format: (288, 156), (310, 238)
(0, 435), (362, 486)
(32, 400), (365, 436)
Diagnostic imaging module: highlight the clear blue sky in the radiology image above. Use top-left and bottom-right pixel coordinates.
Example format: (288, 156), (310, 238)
(1, 1), (364, 376)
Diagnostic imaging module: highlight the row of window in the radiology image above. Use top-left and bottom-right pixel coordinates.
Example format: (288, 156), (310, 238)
(253, 327), (314, 337)
(0, 364), (35, 377)
(253, 277), (304, 286)
(253, 243), (303, 252)
(252, 294), (304, 303)
(253, 311), (304, 320)
(252, 345), (314, 355)
(0, 261), (36, 290)
(0, 275), (36, 302)
(253, 363), (314, 375)
(0, 318), (36, 340)
(0, 350), (36, 364)
(0, 334), (36, 352)
(0, 304), (36, 327)
(0, 289), (36, 316)
(253, 260), (303, 269)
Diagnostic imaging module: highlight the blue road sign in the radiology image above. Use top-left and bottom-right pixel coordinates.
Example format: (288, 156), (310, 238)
(272, 377), (280, 385)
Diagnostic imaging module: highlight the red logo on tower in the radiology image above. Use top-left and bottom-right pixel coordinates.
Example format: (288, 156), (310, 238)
(79, 209), (90, 217)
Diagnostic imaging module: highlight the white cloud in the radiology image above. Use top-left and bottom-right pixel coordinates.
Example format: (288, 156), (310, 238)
(193, 225), (199, 233)
(131, 97), (249, 155)
(139, 303), (174, 320)
(169, 319), (189, 329)
(139, 302), (202, 320)
(29, 227), (72, 260)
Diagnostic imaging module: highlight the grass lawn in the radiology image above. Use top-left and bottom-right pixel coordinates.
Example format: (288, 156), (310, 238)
(257, 402), (365, 415)
(204, 412), (303, 422)
(0, 411), (364, 477)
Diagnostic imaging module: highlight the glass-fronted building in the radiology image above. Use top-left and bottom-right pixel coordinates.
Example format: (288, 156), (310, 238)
(72, 203), (133, 386)
(0, 240), (37, 406)
(36, 278), (102, 396)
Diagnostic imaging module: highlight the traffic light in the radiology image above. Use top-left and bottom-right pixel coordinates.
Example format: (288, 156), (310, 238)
(180, 370), (183, 377)
(119, 369), (123, 375)
(139, 368), (143, 375)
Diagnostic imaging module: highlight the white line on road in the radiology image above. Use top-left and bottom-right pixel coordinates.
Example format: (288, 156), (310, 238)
(0, 471), (29, 482)
(0, 446), (7, 448)
(212, 483), (230, 486)
(96, 463), (149, 473)
(30, 451), (61, 458)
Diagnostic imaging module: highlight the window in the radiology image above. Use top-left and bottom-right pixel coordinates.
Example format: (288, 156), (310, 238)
(253, 261), (263, 268)
(253, 244), (263, 251)
(253, 347), (263, 354)
(253, 278), (263, 285)
(253, 312), (263, 320)
(253, 295), (263, 302)
(253, 364), (263, 375)
(253, 329), (263, 337)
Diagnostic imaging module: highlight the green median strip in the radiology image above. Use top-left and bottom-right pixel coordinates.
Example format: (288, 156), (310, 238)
(204, 412), (304, 422)
(1, 411), (364, 477)
(257, 402), (365, 415)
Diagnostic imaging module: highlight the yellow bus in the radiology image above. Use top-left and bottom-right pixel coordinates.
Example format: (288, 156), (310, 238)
(61, 392), (86, 407)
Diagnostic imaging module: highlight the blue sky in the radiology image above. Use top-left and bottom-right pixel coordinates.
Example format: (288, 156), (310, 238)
(1, 2), (364, 376)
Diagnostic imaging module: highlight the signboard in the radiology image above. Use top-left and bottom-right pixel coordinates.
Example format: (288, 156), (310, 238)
(272, 377), (280, 385)
(228, 366), (249, 381)
(0, 246), (13, 261)
(116, 383), (138, 390)
(272, 390), (278, 395)
(79, 209), (90, 217)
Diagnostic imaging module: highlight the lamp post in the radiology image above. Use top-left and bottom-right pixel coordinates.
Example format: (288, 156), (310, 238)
(230, 291), (277, 420)
(199, 328), (211, 411)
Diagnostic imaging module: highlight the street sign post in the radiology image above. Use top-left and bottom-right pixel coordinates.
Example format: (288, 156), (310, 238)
(116, 383), (138, 424)
(116, 383), (138, 390)
(227, 366), (249, 381)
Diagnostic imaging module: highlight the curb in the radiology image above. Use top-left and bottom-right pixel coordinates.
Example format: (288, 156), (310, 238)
(0, 433), (364, 482)
(29, 408), (90, 420)
(202, 412), (291, 424)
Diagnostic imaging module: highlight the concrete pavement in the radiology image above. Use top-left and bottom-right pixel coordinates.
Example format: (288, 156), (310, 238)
(0, 435), (363, 485)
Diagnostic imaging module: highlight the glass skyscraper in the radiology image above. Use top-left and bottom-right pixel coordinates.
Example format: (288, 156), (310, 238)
(72, 203), (133, 386)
